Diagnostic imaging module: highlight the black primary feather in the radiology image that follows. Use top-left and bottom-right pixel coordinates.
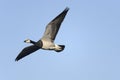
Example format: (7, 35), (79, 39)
(15, 45), (40, 61)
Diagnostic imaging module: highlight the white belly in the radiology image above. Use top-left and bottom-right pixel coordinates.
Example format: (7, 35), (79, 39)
(41, 40), (55, 50)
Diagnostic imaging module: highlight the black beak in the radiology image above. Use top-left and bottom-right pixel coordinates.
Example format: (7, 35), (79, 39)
(24, 40), (26, 42)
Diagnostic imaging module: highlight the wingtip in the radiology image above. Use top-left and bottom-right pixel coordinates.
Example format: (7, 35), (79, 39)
(15, 58), (18, 61)
(15, 57), (20, 61)
(65, 7), (70, 11)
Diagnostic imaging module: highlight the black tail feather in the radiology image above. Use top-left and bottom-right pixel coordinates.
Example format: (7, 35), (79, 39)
(55, 45), (65, 52)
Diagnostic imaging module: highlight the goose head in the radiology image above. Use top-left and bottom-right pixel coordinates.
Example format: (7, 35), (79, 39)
(24, 39), (31, 43)
(24, 39), (36, 44)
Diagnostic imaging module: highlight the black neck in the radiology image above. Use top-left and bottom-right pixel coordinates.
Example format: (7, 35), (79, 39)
(30, 40), (36, 44)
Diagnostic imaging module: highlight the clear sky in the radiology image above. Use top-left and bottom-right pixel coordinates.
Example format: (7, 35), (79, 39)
(0, 0), (120, 80)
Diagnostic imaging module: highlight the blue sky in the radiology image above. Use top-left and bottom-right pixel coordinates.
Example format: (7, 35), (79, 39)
(0, 0), (120, 80)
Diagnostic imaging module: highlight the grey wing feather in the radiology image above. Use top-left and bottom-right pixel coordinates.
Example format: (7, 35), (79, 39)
(42, 7), (69, 41)
(15, 45), (40, 61)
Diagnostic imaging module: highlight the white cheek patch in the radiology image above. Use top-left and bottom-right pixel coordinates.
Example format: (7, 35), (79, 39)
(26, 40), (30, 43)
(25, 39), (31, 43)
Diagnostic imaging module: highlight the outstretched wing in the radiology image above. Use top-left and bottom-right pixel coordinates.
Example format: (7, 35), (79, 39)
(42, 7), (69, 41)
(15, 45), (40, 61)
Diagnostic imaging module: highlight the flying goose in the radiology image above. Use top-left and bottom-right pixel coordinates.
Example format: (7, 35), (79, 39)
(15, 7), (69, 61)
